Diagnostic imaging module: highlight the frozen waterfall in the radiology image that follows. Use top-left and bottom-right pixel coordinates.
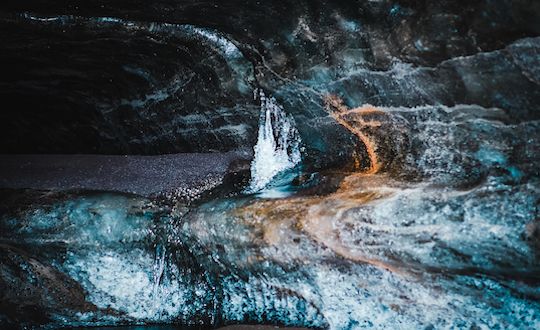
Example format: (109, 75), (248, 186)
(248, 90), (301, 192)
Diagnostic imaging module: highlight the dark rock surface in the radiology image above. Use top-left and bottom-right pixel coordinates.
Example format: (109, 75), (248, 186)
(0, 152), (250, 199)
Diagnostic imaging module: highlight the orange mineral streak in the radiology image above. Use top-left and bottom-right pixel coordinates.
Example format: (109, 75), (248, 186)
(234, 173), (406, 274)
(324, 95), (383, 174)
(229, 96), (408, 273)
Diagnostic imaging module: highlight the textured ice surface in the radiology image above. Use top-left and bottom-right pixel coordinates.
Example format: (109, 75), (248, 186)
(2, 10), (540, 330)
(2, 105), (538, 329)
(2, 105), (539, 328)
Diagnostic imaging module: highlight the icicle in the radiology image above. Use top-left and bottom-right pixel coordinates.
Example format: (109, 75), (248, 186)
(248, 90), (301, 192)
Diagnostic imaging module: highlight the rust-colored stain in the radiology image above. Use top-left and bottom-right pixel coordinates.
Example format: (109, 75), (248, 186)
(232, 172), (407, 273)
(229, 97), (409, 273)
(324, 94), (384, 174)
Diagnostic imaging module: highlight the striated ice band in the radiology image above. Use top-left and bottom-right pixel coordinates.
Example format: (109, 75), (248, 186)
(248, 90), (301, 192)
